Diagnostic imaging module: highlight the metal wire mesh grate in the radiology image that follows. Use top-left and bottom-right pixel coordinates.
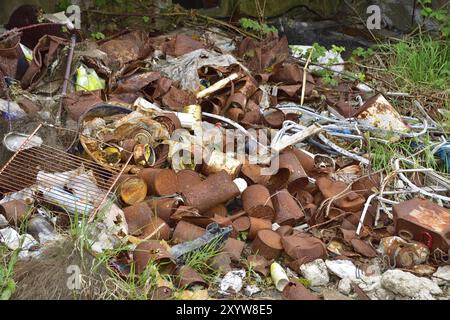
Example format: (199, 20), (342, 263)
(0, 123), (131, 220)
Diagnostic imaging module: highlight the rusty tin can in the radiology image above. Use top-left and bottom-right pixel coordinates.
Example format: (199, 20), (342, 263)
(278, 151), (308, 193)
(182, 171), (241, 214)
(139, 216), (171, 241)
(138, 168), (178, 196)
(263, 108), (285, 129)
(123, 201), (154, 235)
(378, 236), (430, 268)
(232, 216), (251, 233)
(242, 184), (275, 221)
(273, 189), (305, 226)
(251, 229), (283, 260)
(175, 265), (208, 289)
(172, 220), (206, 243)
(134, 240), (176, 274)
(119, 177), (147, 206)
(393, 198), (450, 252)
(154, 112), (182, 134)
(148, 197), (180, 225)
(248, 217), (272, 240)
(282, 281), (319, 300)
(0, 199), (30, 225)
(223, 238), (245, 262)
(201, 149), (242, 178)
(207, 203), (228, 218)
(176, 169), (203, 195)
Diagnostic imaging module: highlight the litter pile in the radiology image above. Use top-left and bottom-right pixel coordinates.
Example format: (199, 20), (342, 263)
(0, 11), (449, 300)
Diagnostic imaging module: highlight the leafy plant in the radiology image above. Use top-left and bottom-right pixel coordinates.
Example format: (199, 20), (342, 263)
(91, 32), (106, 40)
(239, 18), (277, 36)
(419, 0), (450, 38)
(352, 47), (375, 60)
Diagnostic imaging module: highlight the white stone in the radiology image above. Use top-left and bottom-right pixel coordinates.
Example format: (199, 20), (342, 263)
(432, 266), (450, 286)
(381, 269), (442, 300)
(338, 278), (352, 295)
(325, 259), (359, 281)
(300, 259), (330, 287)
(367, 284), (396, 300)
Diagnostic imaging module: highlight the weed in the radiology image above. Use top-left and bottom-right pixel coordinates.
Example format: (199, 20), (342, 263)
(0, 245), (18, 300)
(239, 18), (277, 36)
(377, 36), (450, 91)
(419, 0), (450, 38)
(183, 237), (223, 283)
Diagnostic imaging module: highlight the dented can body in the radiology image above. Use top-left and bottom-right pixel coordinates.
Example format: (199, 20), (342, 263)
(138, 168), (178, 196)
(182, 171), (240, 214)
(393, 198), (450, 252)
(242, 184), (275, 221)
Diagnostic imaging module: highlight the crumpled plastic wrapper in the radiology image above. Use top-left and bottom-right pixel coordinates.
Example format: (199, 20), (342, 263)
(154, 49), (248, 92)
(219, 269), (246, 295)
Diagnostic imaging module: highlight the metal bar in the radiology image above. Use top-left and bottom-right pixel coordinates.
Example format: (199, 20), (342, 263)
(88, 153), (133, 223)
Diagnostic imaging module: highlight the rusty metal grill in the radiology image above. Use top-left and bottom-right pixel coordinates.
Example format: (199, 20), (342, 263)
(0, 123), (131, 221)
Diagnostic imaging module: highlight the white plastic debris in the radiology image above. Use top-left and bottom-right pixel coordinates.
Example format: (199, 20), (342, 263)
(154, 49), (248, 92)
(18, 249), (42, 261)
(432, 266), (450, 286)
(0, 227), (38, 250)
(381, 269), (442, 300)
(299, 259), (330, 287)
(357, 83), (373, 93)
(3, 132), (43, 152)
(270, 262), (289, 292)
(0, 99), (26, 119)
(219, 270), (246, 295)
(244, 285), (261, 297)
(0, 214), (8, 228)
(290, 45), (344, 75)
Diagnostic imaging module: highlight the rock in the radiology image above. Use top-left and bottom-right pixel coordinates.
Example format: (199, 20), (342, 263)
(326, 259), (381, 294)
(299, 259), (329, 287)
(322, 288), (352, 300)
(325, 259), (358, 281)
(432, 266), (450, 286)
(368, 286), (396, 300)
(338, 278), (352, 295)
(381, 269), (443, 300)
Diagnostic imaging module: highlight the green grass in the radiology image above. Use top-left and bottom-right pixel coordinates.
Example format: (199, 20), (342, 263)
(183, 237), (223, 283)
(366, 133), (446, 173)
(0, 245), (18, 300)
(377, 36), (450, 91)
